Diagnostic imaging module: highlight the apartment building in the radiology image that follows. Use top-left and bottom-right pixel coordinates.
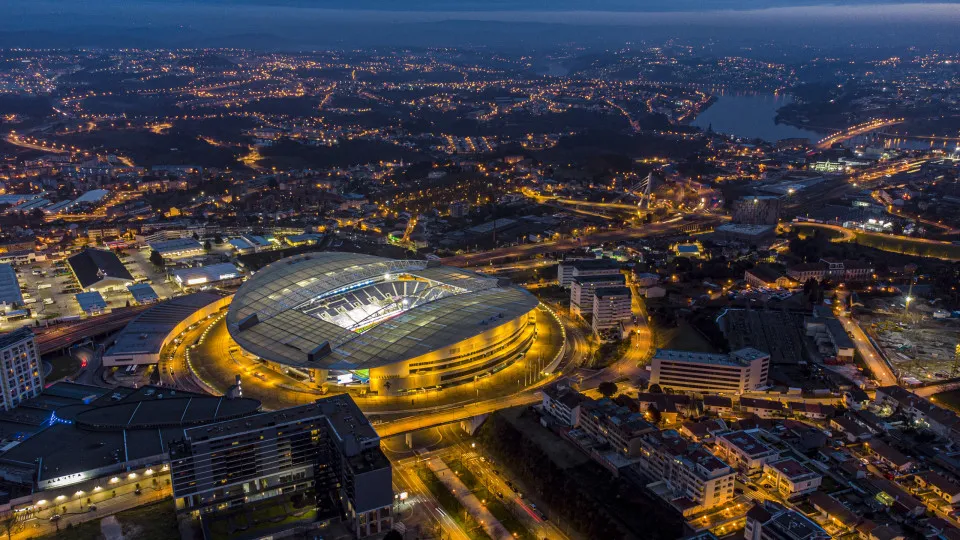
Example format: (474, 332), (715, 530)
(0, 327), (44, 410)
(745, 502), (829, 540)
(636, 429), (737, 516)
(541, 382), (586, 427)
(570, 274), (625, 317)
(169, 394), (393, 538)
(714, 430), (779, 474)
(650, 348), (770, 394)
(579, 397), (656, 457)
(761, 458), (822, 499)
(591, 287), (633, 337)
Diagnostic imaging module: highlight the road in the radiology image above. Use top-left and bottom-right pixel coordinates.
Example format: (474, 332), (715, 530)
(442, 215), (721, 267)
(835, 310), (897, 387)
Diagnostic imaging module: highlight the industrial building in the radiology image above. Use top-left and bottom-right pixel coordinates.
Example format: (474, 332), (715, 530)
(67, 248), (134, 292)
(226, 252), (541, 395)
(171, 262), (241, 291)
(147, 237), (204, 259)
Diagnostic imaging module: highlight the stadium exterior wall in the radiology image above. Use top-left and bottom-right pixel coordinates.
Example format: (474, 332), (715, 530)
(366, 307), (537, 394)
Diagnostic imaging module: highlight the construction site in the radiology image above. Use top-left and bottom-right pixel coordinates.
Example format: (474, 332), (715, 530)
(861, 302), (960, 385)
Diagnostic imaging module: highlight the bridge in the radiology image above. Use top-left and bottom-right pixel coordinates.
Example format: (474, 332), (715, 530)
(815, 118), (904, 149)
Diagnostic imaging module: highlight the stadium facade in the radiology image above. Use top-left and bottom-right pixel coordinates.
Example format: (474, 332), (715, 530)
(226, 252), (541, 395)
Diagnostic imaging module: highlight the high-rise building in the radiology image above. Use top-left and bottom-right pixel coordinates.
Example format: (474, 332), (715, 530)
(570, 274), (625, 318)
(169, 394), (393, 538)
(591, 287), (633, 336)
(732, 196), (781, 225)
(0, 327), (43, 410)
(650, 348), (770, 394)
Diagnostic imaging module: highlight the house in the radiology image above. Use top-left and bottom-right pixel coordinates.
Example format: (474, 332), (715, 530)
(788, 401), (836, 421)
(703, 395), (733, 416)
(916, 471), (960, 505)
(739, 398), (784, 419)
(867, 477), (925, 517)
(865, 440), (914, 473)
(680, 418), (728, 443)
(830, 415), (875, 443)
(745, 265), (794, 290)
(808, 491), (860, 532)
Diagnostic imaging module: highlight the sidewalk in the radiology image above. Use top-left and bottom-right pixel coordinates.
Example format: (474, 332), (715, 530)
(426, 458), (511, 540)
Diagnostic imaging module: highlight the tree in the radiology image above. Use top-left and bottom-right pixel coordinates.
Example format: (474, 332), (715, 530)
(648, 383), (663, 394)
(149, 250), (164, 267)
(646, 404), (662, 425)
(214, 233), (223, 244)
(597, 381), (618, 398)
(204, 240), (212, 251)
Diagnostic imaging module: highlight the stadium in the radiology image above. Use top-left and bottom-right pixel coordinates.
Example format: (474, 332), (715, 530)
(225, 252), (543, 395)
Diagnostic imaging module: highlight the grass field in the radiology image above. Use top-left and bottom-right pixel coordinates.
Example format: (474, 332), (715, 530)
(45, 354), (81, 382)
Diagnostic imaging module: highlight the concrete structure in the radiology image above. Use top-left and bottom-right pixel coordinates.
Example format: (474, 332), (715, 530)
(148, 237), (204, 259)
(102, 292), (230, 367)
(570, 274), (625, 318)
(591, 286), (632, 338)
(650, 348), (770, 394)
(0, 328), (43, 411)
(761, 458), (822, 498)
(713, 223), (776, 244)
(636, 429), (736, 516)
(557, 258), (621, 288)
(733, 196), (781, 225)
(227, 252), (541, 395)
(714, 430), (779, 473)
(169, 394), (392, 538)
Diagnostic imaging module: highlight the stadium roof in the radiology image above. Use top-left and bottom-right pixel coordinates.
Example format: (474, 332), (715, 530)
(227, 252), (539, 370)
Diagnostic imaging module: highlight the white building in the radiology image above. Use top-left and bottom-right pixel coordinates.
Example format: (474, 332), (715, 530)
(591, 287), (632, 337)
(172, 263), (241, 291)
(570, 274), (625, 317)
(649, 348), (770, 394)
(762, 458), (822, 498)
(714, 430), (779, 474)
(636, 429), (737, 516)
(0, 328), (44, 410)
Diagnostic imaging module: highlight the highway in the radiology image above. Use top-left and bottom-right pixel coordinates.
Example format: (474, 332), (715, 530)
(35, 305), (151, 355)
(442, 215), (721, 267)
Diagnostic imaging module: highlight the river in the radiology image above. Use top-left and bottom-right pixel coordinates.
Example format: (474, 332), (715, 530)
(691, 93), (823, 143)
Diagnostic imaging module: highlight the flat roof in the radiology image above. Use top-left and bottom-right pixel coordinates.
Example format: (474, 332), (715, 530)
(172, 263), (240, 285)
(718, 430), (776, 457)
(654, 347), (768, 367)
(148, 238), (203, 254)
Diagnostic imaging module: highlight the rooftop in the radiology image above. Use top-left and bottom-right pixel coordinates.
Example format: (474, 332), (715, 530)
(67, 248), (133, 289)
(654, 347), (769, 368)
(103, 292), (226, 358)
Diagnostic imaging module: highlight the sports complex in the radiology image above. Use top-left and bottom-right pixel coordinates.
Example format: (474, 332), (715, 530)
(220, 252), (558, 396)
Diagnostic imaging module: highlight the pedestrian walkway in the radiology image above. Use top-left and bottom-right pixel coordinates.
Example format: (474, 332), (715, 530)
(426, 458), (511, 540)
